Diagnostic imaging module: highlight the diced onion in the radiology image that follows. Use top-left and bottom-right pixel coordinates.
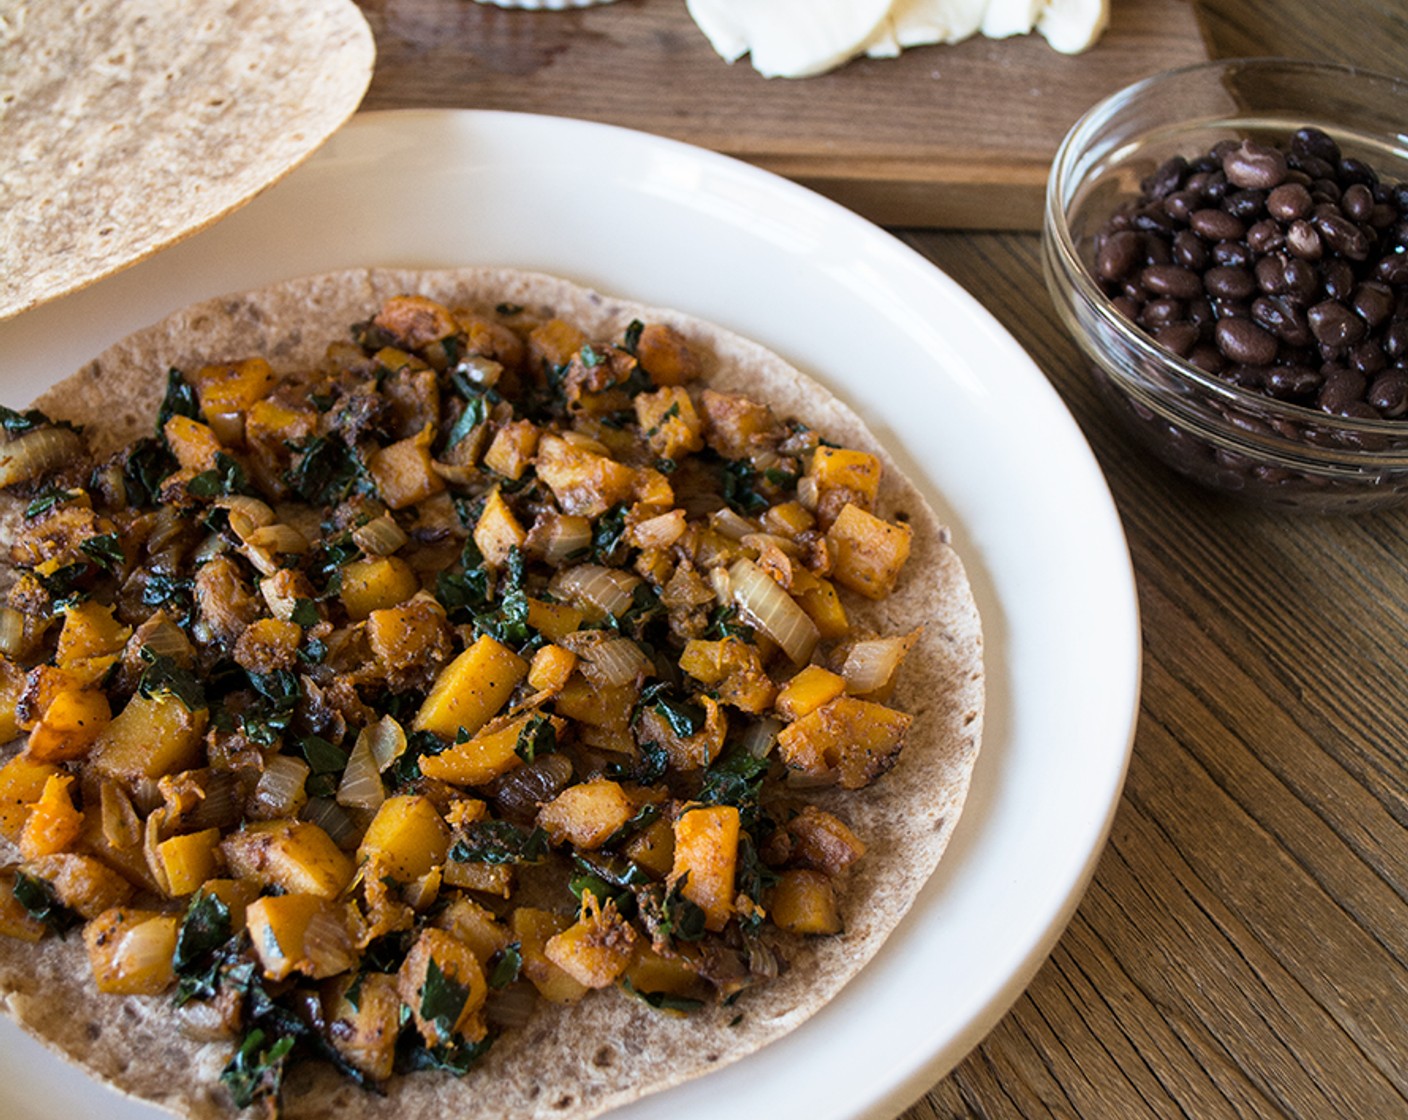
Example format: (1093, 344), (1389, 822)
(337, 725), (388, 811)
(100, 782), (142, 850)
(0, 427), (84, 487)
(796, 475), (819, 512)
(739, 715), (783, 760)
(218, 495), (276, 534)
(366, 715), (408, 773)
(727, 558), (818, 665)
(839, 630), (921, 695)
(352, 513), (409, 557)
(183, 770), (244, 831)
(486, 984), (538, 1028)
(302, 906), (357, 978)
(560, 430), (611, 456)
(193, 532), (230, 565)
(302, 796), (361, 849)
(138, 616), (195, 661)
(740, 531), (801, 557)
(0, 607), (24, 658)
(550, 563), (640, 619)
(110, 917), (180, 984)
(710, 508), (757, 541)
(490, 753), (574, 824)
(577, 636), (652, 688)
(538, 514), (592, 566)
(241, 524), (310, 576)
(249, 754), (310, 819)
(146, 505), (188, 555)
(709, 565), (732, 606)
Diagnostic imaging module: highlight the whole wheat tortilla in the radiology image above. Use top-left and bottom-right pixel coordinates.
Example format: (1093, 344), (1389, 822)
(0, 0), (374, 322)
(0, 269), (984, 1120)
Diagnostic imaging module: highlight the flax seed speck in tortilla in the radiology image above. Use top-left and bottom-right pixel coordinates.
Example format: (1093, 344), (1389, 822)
(0, 268), (983, 1119)
(0, 0), (374, 322)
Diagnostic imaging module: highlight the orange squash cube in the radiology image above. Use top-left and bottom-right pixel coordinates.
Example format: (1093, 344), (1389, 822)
(669, 805), (740, 933)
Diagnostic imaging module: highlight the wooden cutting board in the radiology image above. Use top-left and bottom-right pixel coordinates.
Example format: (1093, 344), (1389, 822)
(356, 0), (1211, 229)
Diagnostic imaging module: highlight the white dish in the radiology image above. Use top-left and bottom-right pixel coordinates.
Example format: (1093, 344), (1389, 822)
(0, 109), (1140, 1120)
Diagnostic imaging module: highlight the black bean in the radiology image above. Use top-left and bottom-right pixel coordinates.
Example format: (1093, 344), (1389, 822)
(1212, 239), (1253, 268)
(1205, 266), (1257, 300)
(1311, 179), (1343, 205)
(1255, 255), (1290, 294)
(1370, 203), (1399, 230)
(1096, 230), (1143, 281)
(1291, 127), (1340, 165)
(1351, 281), (1394, 328)
(1141, 298), (1185, 326)
(1283, 258), (1319, 302)
(1246, 219), (1285, 254)
(1308, 300), (1368, 348)
(1339, 157), (1379, 187)
(1164, 190), (1200, 224)
(1252, 296), (1314, 347)
(1190, 208), (1244, 241)
(1133, 207), (1177, 235)
(1349, 339), (1387, 376)
(1144, 156), (1189, 198)
(1223, 140), (1288, 190)
(1145, 236), (1173, 265)
(1321, 259), (1354, 301)
(1223, 364), (1265, 389)
(1225, 189), (1267, 220)
(1292, 155), (1335, 181)
(1187, 298), (1216, 331)
(1343, 183), (1375, 222)
(1264, 365), (1322, 399)
(1315, 211), (1371, 260)
(1141, 264), (1204, 300)
(1215, 317), (1278, 366)
(1375, 250), (1408, 284)
(1286, 219), (1323, 260)
(1213, 298), (1251, 321)
(1267, 182), (1312, 221)
(1172, 229), (1209, 270)
(1188, 344), (1225, 373)
(1154, 322), (1200, 357)
(1318, 366), (1367, 412)
(1369, 371), (1408, 416)
(1111, 295), (1142, 321)
(1386, 319), (1408, 358)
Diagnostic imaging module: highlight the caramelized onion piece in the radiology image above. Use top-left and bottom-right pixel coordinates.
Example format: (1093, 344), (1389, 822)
(727, 558), (818, 665)
(838, 629), (922, 695)
(0, 427), (83, 487)
(551, 563), (641, 619)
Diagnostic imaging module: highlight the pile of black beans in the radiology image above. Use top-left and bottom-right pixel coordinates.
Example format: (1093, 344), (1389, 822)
(1092, 127), (1408, 420)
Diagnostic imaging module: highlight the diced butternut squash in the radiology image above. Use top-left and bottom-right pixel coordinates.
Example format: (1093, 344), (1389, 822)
(357, 795), (451, 883)
(0, 657), (24, 743)
(525, 597), (585, 643)
(510, 907), (590, 1004)
(634, 387), (704, 461)
(163, 414), (223, 473)
(669, 805), (740, 933)
(0, 869), (46, 942)
(775, 696), (912, 789)
(473, 487), (527, 568)
(441, 859), (514, 898)
(698, 389), (777, 461)
(528, 318), (587, 372)
(246, 893), (355, 981)
(624, 816), (675, 879)
(366, 596), (451, 685)
(323, 971), (403, 1081)
(483, 420), (540, 481)
(419, 711), (563, 787)
(825, 503), (912, 601)
(25, 853), (134, 918)
(414, 635), (528, 740)
(0, 754), (64, 840)
(19, 773), (83, 859)
(397, 927), (489, 1046)
(623, 941), (711, 1006)
(232, 617), (302, 675)
(527, 644), (578, 695)
(634, 323), (702, 386)
(544, 892), (638, 989)
(368, 425), (444, 510)
(55, 601), (132, 668)
(196, 878), (260, 932)
(678, 638), (776, 714)
(789, 567), (850, 640)
(26, 687), (112, 762)
(762, 500), (815, 539)
(537, 779), (636, 850)
(221, 819), (354, 899)
(769, 869), (842, 935)
(85, 908), (179, 994)
(535, 434), (639, 519)
(434, 896), (512, 965)
(775, 665), (847, 721)
(89, 692), (207, 785)
(632, 466), (675, 507)
(808, 446), (882, 528)
(339, 556), (421, 620)
(157, 827), (223, 896)
(191, 358), (276, 419)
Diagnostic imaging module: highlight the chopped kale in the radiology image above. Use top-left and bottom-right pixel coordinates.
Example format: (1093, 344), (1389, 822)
(78, 532), (124, 572)
(0, 404), (76, 436)
(121, 437), (178, 508)
(449, 821), (549, 866)
(621, 978), (704, 1014)
(514, 713), (556, 763)
(137, 647), (206, 711)
(487, 942), (522, 990)
(24, 485), (78, 520)
(290, 598), (320, 627)
(242, 669), (301, 746)
(284, 435), (364, 505)
(156, 368), (200, 430)
(591, 503), (630, 566)
(188, 451), (253, 499)
(420, 956), (471, 1041)
(11, 872), (78, 934)
(221, 1028), (296, 1110)
(637, 680), (705, 738)
(705, 605), (755, 642)
(388, 730), (451, 787)
(621, 319), (645, 355)
(605, 740), (668, 786)
(395, 1030), (493, 1077)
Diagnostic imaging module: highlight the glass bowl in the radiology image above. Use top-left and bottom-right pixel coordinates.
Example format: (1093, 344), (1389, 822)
(1043, 58), (1408, 513)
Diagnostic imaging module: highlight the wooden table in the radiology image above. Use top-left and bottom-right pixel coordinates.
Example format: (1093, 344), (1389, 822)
(356, 2), (1408, 1116)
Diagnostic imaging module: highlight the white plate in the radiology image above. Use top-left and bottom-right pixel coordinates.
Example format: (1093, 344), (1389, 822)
(0, 110), (1140, 1120)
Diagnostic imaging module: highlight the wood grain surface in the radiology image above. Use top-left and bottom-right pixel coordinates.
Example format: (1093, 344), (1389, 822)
(354, 0), (1210, 228)
(897, 3), (1408, 1116)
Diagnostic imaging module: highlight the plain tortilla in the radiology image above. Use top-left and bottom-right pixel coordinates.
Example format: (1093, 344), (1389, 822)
(0, 269), (984, 1120)
(0, 0), (374, 322)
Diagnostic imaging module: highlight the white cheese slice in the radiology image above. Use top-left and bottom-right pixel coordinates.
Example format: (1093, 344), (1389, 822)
(980, 0), (1049, 39)
(686, 0), (892, 78)
(1036, 0), (1109, 53)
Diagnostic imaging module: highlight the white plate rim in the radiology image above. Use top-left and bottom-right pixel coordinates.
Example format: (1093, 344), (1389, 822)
(0, 108), (1141, 1120)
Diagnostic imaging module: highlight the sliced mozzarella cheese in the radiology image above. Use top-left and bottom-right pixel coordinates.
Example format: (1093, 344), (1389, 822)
(980, 0), (1048, 39)
(1036, 0), (1109, 53)
(687, 0), (892, 78)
